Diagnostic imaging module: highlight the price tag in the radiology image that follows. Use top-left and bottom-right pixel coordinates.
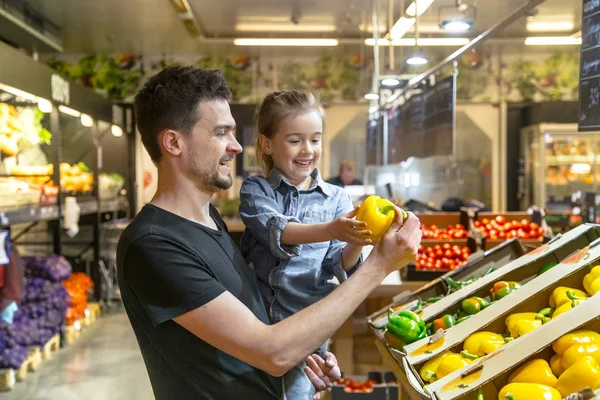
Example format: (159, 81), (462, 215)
(0, 230), (10, 265)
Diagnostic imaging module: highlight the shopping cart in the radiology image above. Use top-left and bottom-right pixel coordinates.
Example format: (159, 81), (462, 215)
(98, 218), (129, 309)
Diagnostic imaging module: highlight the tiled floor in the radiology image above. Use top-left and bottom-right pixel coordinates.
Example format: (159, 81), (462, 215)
(4, 312), (154, 400)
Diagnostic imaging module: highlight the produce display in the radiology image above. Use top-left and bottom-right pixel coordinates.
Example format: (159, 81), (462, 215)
(0, 177), (58, 207)
(60, 162), (94, 193)
(356, 195), (407, 244)
(421, 224), (469, 240)
(473, 217), (544, 240)
(0, 102), (52, 156)
(497, 330), (600, 399)
(335, 378), (385, 393)
(62, 272), (94, 325)
(415, 244), (472, 271)
(99, 172), (125, 199)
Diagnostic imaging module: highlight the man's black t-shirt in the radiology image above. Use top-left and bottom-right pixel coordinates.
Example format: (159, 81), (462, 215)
(116, 204), (282, 400)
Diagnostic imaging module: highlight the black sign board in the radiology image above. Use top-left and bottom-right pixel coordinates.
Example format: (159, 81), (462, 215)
(579, 0), (600, 131)
(393, 75), (456, 161)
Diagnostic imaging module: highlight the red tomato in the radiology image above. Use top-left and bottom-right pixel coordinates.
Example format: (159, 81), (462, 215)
(474, 221), (482, 228)
(495, 216), (506, 225)
(489, 229), (498, 237)
(435, 249), (444, 258)
(434, 245), (442, 251)
(530, 222), (539, 230)
(430, 225), (438, 231)
(481, 218), (490, 225)
(456, 224), (464, 229)
(444, 250), (453, 258)
(499, 231), (506, 239)
(425, 262), (434, 269)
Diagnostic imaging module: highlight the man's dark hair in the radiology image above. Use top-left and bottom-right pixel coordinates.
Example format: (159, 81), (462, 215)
(134, 66), (231, 163)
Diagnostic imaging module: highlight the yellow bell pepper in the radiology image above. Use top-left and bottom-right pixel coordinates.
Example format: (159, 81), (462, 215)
(550, 354), (565, 377)
(505, 313), (543, 338)
(419, 351), (454, 383)
(463, 332), (506, 357)
(549, 287), (588, 308)
(436, 353), (473, 379)
(584, 265), (600, 296)
(498, 383), (561, 400)
(551, 298), (585, 319)
(356, 195), (403, 244)
(561, 343), (600, 370)
(555, 356), (600, 398)
(508, 359), (558, 387)
(553, 330), (600, 356)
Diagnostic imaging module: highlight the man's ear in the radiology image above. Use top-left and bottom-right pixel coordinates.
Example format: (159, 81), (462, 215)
(258, 134), (272, 155)
(160, 129), (183, 157)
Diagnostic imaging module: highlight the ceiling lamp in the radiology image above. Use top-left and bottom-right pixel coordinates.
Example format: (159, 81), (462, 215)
(439, 0), (476, 32)
(525, 36), (582, 45)
(405, 0), (436, 17)
(381, 78), (401, 86)
(365, 37), (469, 46)
(406, 0), (429, 66)
(233, 38), (338, 46)
(364, 93), (380, 100)
(406, 55), (429, 65)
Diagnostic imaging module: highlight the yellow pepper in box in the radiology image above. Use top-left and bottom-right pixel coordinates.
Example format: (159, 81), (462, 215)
(561, 343), (600, 369)
(550, 354), (565, 377)
(356, 195), (405, 244)
(505, 313), (543, 338)
(419, 351), (454, 383)
(436, 353), (474, 380)
(508, 359), (557, 387)
(555, 356), (600, 398)
(549, 287), (588, 308)
(551, 297), (586, 319)
(553, 330), (600, 355)
(584, 265), (600, 296)
(463, 332), (506, 357)
(498, 383), (561, 400)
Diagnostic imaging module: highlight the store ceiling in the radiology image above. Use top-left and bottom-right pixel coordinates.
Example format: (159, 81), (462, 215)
(23, 0), (582, 55)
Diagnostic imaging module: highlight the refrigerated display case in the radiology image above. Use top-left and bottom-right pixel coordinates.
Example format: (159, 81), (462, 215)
(520, 123), (599, 210)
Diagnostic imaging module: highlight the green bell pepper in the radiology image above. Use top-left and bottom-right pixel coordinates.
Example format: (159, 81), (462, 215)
(490, 281), (521, 301)
(386, 309), (426, 344)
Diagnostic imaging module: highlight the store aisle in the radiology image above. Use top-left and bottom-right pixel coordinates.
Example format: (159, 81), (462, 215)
(5, 312), (154, 400)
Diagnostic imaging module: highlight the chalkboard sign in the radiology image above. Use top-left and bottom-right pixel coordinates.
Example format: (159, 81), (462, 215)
(579, 0), (600, 131)
(393, 74), (456, 161)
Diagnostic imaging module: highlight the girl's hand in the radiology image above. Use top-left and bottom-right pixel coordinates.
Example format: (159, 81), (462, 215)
(328, 207), (372, 246)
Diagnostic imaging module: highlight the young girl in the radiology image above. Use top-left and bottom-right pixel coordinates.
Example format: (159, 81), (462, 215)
(239, 91), (372, 399)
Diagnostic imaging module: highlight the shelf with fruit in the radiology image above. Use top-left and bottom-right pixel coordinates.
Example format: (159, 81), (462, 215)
(0, 102), (52, 157)
(59, 162), (94, 194)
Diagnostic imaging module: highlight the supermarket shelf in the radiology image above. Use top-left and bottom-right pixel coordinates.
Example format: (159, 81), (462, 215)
(0, 198), (126, 226)
(546, 155), (598, 165)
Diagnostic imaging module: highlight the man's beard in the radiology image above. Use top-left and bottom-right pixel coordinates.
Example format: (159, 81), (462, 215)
(188, 149), (233, 191)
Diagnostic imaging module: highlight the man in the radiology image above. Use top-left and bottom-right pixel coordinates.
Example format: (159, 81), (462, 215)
(327, 160), (363, 188)
(117, 66), (421, 400)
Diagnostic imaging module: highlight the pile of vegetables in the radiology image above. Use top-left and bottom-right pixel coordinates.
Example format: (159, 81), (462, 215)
(0, 255), (72, 369)
(63, 273), (94, 325)
(99, 173), (125, 199)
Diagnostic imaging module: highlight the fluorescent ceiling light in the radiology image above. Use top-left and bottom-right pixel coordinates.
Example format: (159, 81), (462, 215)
(406, 0), (435, 17)
(233, 38), (338, 46)
(58, 105), (81, 118)
(525, 36), (582, 45)
(235, 23), (336, 32)
(390, 17), (415, 39)
(364, 93), (380, 100)
(406, 55), (429, 65)
(440, 20), (474, 32)
(526, 21), (575, 32)
(80, 113), (94, 127)
(111, 125), (124, 137)
(365, 38), (469, 46)
(381, 78), (401, 86)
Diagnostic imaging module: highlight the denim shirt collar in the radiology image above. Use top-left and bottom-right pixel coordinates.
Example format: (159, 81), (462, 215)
(266, 168), (332, 197)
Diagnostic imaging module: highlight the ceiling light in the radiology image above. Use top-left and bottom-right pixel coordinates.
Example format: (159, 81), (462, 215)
(406, 55), (429, 65)
(525, 36), (582, 45)
(233, 38), (339, 46)
(440, 20), (474, 32)
(37, 99), (53, 113)
(58, 105), (81, 118)
(406, 0), (436, 17)
(381, 78), (401, 86)
(111, 125), (124, 138)
(80, 113), (93, 127)
(365, 38), (469, 46)
(364, 93), (380, 100)
(390, 17), (415, 39)
(526, 21), (574, 32)
(235, 23), (336, 32)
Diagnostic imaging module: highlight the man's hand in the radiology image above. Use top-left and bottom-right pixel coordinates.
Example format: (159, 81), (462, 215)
(304, 352), (342, 400)
(328, 207), (372, 246)
(371, 208), (421, 276)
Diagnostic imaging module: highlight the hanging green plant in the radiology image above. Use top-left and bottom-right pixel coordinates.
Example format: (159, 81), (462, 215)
(511, 59), (538, 101)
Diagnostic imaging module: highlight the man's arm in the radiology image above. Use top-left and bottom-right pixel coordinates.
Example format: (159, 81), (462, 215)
(174, 210), (421, 377)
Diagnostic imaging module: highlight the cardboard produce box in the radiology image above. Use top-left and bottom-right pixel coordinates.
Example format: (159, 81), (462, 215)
(368, 239), (525, 330)
(418, 224), (600, 324)
(425, 289), (600, 400)
(401, 238), (600, 397)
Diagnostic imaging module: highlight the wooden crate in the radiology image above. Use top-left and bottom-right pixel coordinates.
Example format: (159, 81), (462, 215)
(64, 323), (82, 345)
(41, 334), (61, 361)
(0, 347), (40, 391)
(85, 302), (101, 327)
(26, 347), (41, 372)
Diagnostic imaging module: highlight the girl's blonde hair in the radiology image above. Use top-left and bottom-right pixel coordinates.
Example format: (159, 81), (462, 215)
(255, 90), (325, 174)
